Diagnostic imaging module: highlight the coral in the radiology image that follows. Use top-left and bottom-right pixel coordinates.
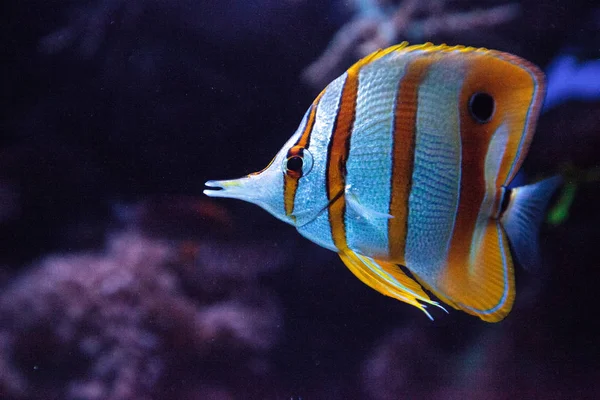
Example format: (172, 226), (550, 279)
(302, 0), (519, 88)
(0, 231), (284, 399)
(38, 0), (140, 58)
(38, 0), (307, 58)
(543, 54), (600, 111)
(362, 325), (444, 399)
(361, 301), (600, 399)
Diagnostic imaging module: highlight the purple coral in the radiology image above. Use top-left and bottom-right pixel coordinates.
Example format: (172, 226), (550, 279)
(0, 232), (283, 399)
(302, 0), (520, 89)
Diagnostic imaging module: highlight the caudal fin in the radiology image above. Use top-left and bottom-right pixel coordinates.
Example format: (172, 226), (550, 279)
(501, 176), (562, 271)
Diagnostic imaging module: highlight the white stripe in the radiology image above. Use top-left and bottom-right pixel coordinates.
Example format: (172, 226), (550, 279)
(405, 58), (466, 284)
(295, 73), (347, 251)
(468, 123), (509, 268)
(344, 54), (411, 258)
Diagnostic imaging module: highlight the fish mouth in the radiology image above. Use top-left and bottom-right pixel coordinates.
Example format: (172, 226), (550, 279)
(203, 180), (225, 194)
(203, 175), (275, 217)
(203, 178), (256, 202)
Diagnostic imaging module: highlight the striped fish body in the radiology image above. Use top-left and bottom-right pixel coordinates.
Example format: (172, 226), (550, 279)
(205, 43), (560, 322)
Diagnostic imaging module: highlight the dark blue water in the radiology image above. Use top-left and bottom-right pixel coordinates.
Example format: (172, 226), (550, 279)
(1, 1), (599, 399)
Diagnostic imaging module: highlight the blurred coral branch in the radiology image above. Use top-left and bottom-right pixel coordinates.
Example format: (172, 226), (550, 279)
(0, 230), (284, 398)
(39, 0), (136, 58)
(302, 0), (519, 89)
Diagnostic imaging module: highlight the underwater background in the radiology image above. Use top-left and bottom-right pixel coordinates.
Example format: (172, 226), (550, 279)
(1, 0), (600, 399)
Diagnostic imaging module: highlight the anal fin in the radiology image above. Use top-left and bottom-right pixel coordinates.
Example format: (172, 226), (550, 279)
(430, 221), (515, 322)
(339, 250), (446, 319)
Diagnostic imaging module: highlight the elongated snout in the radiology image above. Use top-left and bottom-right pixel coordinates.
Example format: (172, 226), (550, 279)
(204, 176), (259, 203)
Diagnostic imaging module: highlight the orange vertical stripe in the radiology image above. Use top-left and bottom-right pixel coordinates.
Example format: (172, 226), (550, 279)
(283, 166), (300, 220)
(445, 58), (496, 275)
(284, 91), (325, 218)
(326, 71), (361, 251)
(387, 57), (434, 263)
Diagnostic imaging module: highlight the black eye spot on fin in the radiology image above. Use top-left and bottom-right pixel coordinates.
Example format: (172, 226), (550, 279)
(469, 92), (495, 123)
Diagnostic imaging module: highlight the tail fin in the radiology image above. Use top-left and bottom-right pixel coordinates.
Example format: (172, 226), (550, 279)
(501, 176), (562, 271)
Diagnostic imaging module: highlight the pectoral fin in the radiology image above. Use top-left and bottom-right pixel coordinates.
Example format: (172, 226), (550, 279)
(346, 190), (393, 223)
(422, 221), (515, 322)
(338, 250), (446, 319)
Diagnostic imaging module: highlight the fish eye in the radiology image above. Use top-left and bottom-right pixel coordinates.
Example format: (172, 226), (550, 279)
(468, 92), (495, 123)
(284, 146), (314, 178)
(287, 156), (303, 173)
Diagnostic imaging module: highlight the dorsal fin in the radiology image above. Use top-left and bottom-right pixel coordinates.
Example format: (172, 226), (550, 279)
(349, 42), (493, 72)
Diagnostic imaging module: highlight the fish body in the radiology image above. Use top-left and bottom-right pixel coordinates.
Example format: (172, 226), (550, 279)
(205, 43), (560, 322)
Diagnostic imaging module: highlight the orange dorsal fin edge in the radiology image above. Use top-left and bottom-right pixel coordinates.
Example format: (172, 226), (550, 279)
(348, 42), (493, 71)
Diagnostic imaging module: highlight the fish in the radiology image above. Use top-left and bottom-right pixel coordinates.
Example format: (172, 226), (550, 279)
(204, 42), (561, 322)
